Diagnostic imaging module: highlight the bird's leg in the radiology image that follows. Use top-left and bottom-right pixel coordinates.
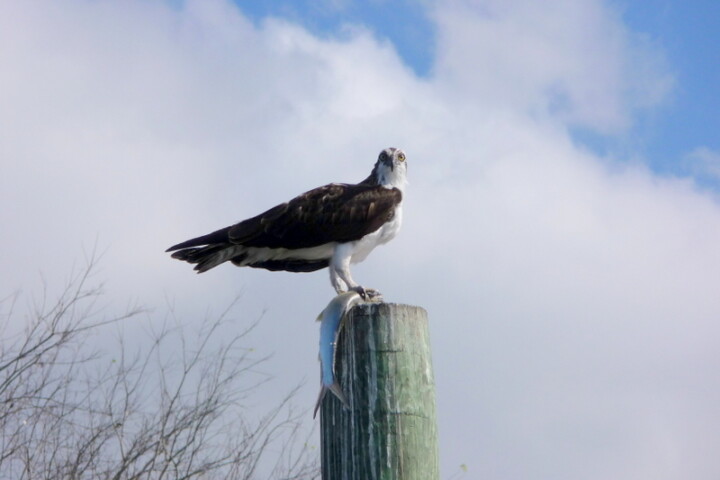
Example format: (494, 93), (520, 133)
(336, 262), (382, 300)
(330, 246), (355, 294)
(331, 245), (382, 300)
(329, 267), (348, 294)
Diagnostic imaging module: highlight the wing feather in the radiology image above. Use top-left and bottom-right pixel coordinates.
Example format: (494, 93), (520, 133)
(229, 184), (401, 249)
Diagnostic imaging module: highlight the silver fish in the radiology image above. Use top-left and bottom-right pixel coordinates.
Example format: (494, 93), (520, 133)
(313, 291), (364, 418)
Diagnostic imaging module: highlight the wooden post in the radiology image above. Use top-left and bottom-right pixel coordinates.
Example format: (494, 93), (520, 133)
(319, 303), (439, 480)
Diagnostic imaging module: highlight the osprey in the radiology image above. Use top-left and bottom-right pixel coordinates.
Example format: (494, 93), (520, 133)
(166, 147), (407, 298)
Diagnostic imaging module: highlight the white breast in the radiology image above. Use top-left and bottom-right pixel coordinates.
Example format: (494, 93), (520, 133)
(350, 203), (403, 264)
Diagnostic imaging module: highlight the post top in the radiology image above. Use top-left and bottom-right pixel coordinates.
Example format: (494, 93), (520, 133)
(350, 302), (427, 317)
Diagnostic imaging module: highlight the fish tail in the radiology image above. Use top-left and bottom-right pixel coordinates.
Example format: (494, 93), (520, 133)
(313, 382), (350, 419)
(313, 386), (328, 419)
(328, 381), (350, 409)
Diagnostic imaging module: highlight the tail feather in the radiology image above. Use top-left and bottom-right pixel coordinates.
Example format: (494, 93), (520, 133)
(165, 226), (232, 252)
(170, 244), (240, 273)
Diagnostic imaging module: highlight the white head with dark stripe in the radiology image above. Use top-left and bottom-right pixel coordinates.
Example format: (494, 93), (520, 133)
(370, 147), (407, 191)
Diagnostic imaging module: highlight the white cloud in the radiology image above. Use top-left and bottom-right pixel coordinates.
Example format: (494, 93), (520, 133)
(1, 0), (719, 478)
(432, 0), (674, 133)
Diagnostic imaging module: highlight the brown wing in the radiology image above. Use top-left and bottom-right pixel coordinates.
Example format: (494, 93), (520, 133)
(228, 183), (401, 249)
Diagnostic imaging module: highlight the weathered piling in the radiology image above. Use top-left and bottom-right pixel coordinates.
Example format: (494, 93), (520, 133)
(319, 303), (439, 480)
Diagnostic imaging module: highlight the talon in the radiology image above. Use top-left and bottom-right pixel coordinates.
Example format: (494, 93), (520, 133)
(349, 286), (365, 299)
(350, 286), (367, 299)
(351, 286), (382, 301)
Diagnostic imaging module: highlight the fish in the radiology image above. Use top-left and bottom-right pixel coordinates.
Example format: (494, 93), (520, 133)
(313, 291), (365, 418)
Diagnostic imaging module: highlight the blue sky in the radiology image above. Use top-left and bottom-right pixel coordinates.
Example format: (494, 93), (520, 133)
(622, 1), (720, 176)
(238, 0), (436, 76)
(237, 0), (720, 185)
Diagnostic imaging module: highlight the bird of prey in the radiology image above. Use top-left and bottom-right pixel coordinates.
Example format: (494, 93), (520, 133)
(166, 147), (407, 298)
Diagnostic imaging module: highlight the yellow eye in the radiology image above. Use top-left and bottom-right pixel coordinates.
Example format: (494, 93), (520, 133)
(398, 152), (406, 162)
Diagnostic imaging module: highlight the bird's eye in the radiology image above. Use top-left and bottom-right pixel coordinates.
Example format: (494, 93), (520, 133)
(397, 152), (406, 162)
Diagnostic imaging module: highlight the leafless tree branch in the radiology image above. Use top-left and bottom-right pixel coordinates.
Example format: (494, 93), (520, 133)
(0, 256), (318, 480)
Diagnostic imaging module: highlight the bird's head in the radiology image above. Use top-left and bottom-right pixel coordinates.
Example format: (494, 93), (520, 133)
(372, 147), (407, 191)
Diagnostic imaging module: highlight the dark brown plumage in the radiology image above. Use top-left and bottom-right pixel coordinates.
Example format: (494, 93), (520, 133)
(166, 184), (401, 271)
(166, 147), (407, 295)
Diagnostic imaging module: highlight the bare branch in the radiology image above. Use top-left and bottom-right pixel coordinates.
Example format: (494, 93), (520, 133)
(0, 257), (318, 480)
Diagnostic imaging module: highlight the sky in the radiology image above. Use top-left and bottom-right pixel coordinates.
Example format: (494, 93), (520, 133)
(2, 0), (720, 478)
